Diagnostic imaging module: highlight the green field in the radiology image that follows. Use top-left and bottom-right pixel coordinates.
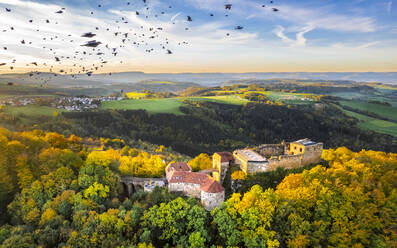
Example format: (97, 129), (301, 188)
(333, 104), (397, 137)
(2, 106), (65, 125)
(339, 100), (397, 122)
(266, 91), (315, 104)
(212, 90), (317, 104)
(101, 98), (185, 115)
(101, 95), (249, 115)
(5, 106), (64, 117)
(329, 92), (368, 99)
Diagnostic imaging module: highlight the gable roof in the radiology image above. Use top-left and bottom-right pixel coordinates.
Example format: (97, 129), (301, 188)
(168, 171), (224, 193)
(166, 162), (192, 174)
(215, 152), (234, 162)
(168, 171), (210, 184)
(200, 179), (224, 193)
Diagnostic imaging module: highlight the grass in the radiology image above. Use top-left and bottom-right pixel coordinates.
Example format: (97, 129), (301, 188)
(339, 100), (397, 122)
(101, 95), (249, 115)
(329, 92), (367, 99)
(336, 106), (397, 137)
(101, 91), (318, 116)
(212, 90), (317, 105)
(101, 98), (185, 115)
(5, 106), (65, 117)
(3, 106), (66, 125)
(251, 91), (315, 104)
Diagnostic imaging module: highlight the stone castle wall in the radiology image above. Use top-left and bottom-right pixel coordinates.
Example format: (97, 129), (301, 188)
(201, 191), (225, 211)
(267, 154), (302, 171)
(168, 182), (201, 198)
(265, 143), (323, 171)
(220, 162), (229, 182)
(301, 143), (323, 165)
(256, 144), (285, 157)
(246, 161), (268, 174)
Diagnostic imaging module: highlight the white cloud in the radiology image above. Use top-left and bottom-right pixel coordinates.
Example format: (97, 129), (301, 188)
(274, 25), (314, 47)
(170, 12), (181, 22)
(0, 0), (394, 73)
(273, 5), (376, 33)
(274, 26), (292, 43)
(0, 0), (262, 73)
(357, 41), (380, 49)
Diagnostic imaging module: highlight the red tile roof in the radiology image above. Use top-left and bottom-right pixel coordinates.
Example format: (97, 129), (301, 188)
(215, 152), (234, 163)
(166, 162), (192, 174)
(168, 171), (224, 193)
(200, 179), (224, 193)
(168, 171), (210, 184)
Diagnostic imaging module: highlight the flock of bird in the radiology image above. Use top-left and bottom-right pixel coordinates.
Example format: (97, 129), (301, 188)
(1, 0), (280, 82)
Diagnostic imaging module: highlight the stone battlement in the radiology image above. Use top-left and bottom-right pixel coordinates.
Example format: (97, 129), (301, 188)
(223, 139), (323, 175)
(256, 143), (285, 158)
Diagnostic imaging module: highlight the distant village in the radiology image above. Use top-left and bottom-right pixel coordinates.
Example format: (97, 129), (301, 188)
(122, 138), (323, 211)
(0, 95), (123, 111)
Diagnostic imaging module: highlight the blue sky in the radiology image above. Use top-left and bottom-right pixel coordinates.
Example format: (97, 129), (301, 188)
(0, 0), (396, 73)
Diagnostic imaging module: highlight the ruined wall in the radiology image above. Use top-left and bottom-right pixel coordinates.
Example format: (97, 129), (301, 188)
(201, 191), (224, 211)
(246, 161), (268, 174)
(219, 162), (229, 182)
(266, 154), (302, 171)
(256, 144), (285, 157)
(168, 182), (201, 198)
(301, 143), (323, 165)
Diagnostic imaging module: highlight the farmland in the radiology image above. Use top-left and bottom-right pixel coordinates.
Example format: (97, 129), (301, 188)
(339, 100), (397, 122)
(125, 92), (146, 99)
(341, 108), (397, 137)
(188, 95), (249, 105)
(101, 95), (249, 115)
(101, 98), (185, 115)
(208, 89), (318, 105)
(4, 106), (64, 117)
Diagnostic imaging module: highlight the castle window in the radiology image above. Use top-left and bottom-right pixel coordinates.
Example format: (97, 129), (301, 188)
(300, 148), (302, 152)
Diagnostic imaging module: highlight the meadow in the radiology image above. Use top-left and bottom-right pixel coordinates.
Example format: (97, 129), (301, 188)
(210, 89), (318, 104)
(101, 95), (249, 115)
(339, 100), (397, 122)
(4, 106), (64, 117)
(333, 104), (397, 137)
(101, 98), (185, 115)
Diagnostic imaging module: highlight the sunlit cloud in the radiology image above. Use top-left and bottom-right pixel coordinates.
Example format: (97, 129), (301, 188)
(0, 0), (396, 73)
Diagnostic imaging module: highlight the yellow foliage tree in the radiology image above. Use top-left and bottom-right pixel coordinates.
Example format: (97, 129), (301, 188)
(40, 208), (56, 225)
(189, 153), (212, 172)
(231, 171), (246, 180)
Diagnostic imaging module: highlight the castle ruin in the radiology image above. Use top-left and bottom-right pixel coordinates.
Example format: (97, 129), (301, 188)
(232, 139), (323, 175)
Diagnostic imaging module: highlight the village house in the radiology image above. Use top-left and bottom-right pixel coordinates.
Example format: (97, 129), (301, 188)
(165, 162), (224, 211)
